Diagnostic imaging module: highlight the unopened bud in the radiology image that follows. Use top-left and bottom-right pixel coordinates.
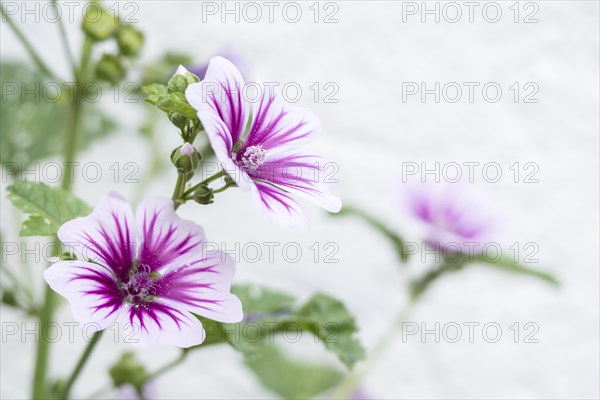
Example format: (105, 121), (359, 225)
(117, 25), (144, 57)
(95, 54), (125, 84)
(81, 4), (119, 41)
(193, 185), (214, 205)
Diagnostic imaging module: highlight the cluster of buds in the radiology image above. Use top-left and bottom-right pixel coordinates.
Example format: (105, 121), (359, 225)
(81, 1), (144, 84)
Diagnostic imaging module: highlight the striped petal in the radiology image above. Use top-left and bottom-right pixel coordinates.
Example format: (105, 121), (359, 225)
(156, 252), (242, 323)
(135, 197), (206, 273)
(58, 191), (135, 281)
(242, 81), (321, 153)
(254, 152), (342, 213)
(186, 56), (250, 187)
(252, 182), (309, 230)
(123, 300), (205, 348)
(44, 261), (123, 330)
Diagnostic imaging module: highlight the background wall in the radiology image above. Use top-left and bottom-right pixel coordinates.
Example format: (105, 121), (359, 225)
(1, 1), (599, 398)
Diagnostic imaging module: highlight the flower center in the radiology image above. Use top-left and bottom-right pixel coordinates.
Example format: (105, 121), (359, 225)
(121, 264), (159, 307)
(239, 145), (267, 172)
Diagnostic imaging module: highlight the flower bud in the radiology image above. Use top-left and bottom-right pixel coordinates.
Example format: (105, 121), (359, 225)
(168, 74), (189, 93)
(95, 54), (125, 85)
(109, 353), (148, 393)
(168, 111), (188, 130)
(193, 185), (214, 205)
(117, 25), (144, 57)
(81, 3), (119, 41)
(171, 144), (200, 174)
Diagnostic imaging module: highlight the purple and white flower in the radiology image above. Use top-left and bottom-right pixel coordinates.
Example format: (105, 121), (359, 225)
(405, 182), (497, 254)
(44, 192), (242, 348)
(184, 57), (342, 229)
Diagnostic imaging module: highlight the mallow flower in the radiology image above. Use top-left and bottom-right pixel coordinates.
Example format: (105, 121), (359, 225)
(184, 57), (342, 229)
(405, 182), (497, 254)
(44, 192), (242, 348)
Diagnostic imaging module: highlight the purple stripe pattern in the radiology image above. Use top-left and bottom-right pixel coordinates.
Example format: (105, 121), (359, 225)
(406, 182), (496, 253)
(185, 57), (342, 229)
(44, 192), (242, 348)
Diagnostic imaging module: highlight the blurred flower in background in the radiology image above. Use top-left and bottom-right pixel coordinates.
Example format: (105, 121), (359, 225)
(404, 180), (499, 254)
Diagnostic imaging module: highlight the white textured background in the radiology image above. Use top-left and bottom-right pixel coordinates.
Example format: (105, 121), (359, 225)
(1, 1), (599, 399)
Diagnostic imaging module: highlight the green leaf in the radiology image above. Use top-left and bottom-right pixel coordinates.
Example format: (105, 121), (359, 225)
(155, 92), (197, 119)
(296, 294), (366, 369)
(334, 205), (409, 263)
(244, 343), (342, 400)
(472, 254), (559, 286)
(230, 285), (364, 369)
(142, 83), (168, 106)
(7, 181), (91, 236)
(0, 62), (116, 170)
(191, 285), (362, 398)
(233, 285), (296, 315)
(143, 84), (197, 120)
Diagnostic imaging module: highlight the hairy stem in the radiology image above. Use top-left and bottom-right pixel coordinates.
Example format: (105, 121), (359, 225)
(181, 170), (226, 199)
(61, 331), (104, 399)
(330, 302), (414, 399)
(31, 33), (94, 400)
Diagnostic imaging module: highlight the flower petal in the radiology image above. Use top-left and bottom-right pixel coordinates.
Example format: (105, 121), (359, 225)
(157, 252), (243, 323)
(242, 82), (321, 152)
(123, 300), (205, 348)
(255, 152), (342, 213)
(186, 56), (250, 187)
(135, 197), (206, 273)
(44, 261), (122, 330)
(252, 182), (309, 230)
(58, 191), (135, 281)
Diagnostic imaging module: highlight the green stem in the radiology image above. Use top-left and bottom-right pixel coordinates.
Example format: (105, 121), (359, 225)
(1, 4), (59, 80)
(181, 170), (226, 198)
(60, 331), (104, 399)
(32, 32), (94, 400)
(212, 183), (235, 194)
(52, 0), (77, 75)
(171, 173), (187, 210)
(331, 302), (414, 399)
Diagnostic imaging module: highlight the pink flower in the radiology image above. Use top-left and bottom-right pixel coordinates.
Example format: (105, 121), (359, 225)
(185, 57), (342, 229)
(405, 182), (497, 253)
(44, 192), (242, 348)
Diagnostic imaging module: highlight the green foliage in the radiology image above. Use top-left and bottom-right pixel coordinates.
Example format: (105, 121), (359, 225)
(6, 181), (91, 236)
(196, 285), (365, 369)
(472, 254), (559, 286)
(192, 285), (364, 398)
(244, 343), (342, 399)
(143, 83), (197, 120)
(295, 294), (366, 368)
(0, 62), (116, 171)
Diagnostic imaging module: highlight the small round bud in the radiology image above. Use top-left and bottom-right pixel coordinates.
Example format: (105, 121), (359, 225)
(193, 185), (214, 205)
(95, 54), (125, 85)
(117, 25), (144, 57)
(168, 111), (188, 130)
(81, 4), (119, 41)
(171, 144), (200, 174)
(109, 353), (148, 393)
